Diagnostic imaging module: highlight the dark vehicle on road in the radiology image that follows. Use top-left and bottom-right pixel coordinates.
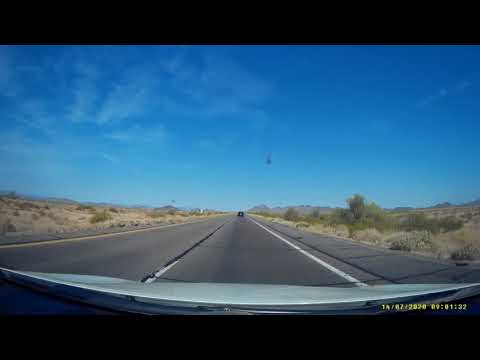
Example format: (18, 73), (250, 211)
(237, 211), (244, 217)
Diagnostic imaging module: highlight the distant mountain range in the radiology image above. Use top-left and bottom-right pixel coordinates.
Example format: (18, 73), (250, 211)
(0, 191), (169, 210)
(153, 205), (178, 211)
(248, 204), (336, 215)
(250, 198), (480, 215)
(2, 190), (478, 214)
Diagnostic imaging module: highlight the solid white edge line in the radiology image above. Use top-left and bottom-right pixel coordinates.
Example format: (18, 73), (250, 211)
(144, 260), (180, 284)
(248, 216), (369, 287)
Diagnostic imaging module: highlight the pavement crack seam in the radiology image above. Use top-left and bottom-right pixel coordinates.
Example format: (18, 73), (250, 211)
(140, 219), (232, 283)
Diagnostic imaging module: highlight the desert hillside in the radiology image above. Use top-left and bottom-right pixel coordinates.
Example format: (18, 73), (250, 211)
(0, 196), (223, 236)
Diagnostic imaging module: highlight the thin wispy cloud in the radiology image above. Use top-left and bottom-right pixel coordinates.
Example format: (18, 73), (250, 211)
(1, 45), (480, 210)
(96, 82), (149, 125)
(419, 87), (449, 107)
(69, 61), (99, 123)
(418, 80), (472, 107)
(104, 124), (167, 144)
(159, 47), (273, 125)
(101, 153), (119, 164)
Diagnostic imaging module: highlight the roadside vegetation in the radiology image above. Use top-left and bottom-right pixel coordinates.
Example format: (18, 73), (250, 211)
(251, 194), (480, 261)
(0, 196), (226, 239)
(90, 209), (113, 224)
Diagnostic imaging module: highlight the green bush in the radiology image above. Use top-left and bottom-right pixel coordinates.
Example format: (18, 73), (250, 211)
(284, 208), (300, 221)
(109, 207), (119, 213)
(90, 210), (113, 223)
(438, 216), (463, 233)
(346, 222), (373, 237)
(257, 194), (465, 240)
(398, 213), (463, 235)
(347, 194), (366, 221)
(167, 209), (176, 215)
(328, 208), (354, 225)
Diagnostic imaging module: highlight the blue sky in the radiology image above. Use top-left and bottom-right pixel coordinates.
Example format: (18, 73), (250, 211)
(0, 45), (479, 211)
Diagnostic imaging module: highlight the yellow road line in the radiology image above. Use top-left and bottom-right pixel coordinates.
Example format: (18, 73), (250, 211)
(0, 216), (228, 250)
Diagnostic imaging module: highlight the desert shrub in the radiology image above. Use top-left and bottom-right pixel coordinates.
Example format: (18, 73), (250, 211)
(13, 210), (20, 216)
(90, 210), (113, 223)
(389, 238), (412, 251)
(31, 213), (39, 221)
(76, 205), (95, 211)
(295, 221), (310, 229)
(167, 209), (176, 215)
(149, 211), (166, 218)
(387, 231), (433, 252)
(17, 201), (40, 210)
(438, 216), (464, 232)
(333, 225), (349, 237)
(303, 213), (329, 225)
(347, 194), (366, 221)
(347, 222), (374, 237)
(363, 202), (387, 223)
(311, 209), (320, 218)
(351, 228), (384, 244)
(329, 208), (354, 225)
(109, 207), (119, 213)
(284, 208), (300, 221)
(450, 244), (480, 261)
(398, 213), (463, 234)
(47, 212), (57, 221)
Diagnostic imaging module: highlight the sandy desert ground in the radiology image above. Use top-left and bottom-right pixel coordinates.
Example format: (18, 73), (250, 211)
(0, 196), (223, 236)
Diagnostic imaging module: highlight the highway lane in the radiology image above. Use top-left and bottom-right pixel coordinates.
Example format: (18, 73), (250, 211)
(155, 215), (366, 286)
(1, 213), (479, 287)
(154, 215), (480, 286)
(0, 215), (231, 281)
(249, 216), (480, 285)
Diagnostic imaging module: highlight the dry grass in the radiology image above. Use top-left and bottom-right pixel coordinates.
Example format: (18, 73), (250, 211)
(0, 197), (224, 235)
(352, 228), (384, 245)
(253, 208), (480, 261)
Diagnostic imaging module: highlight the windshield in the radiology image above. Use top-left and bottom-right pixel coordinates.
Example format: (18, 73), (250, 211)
(1, 45), (479, 314)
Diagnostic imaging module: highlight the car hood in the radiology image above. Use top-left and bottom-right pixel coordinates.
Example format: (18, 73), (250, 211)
(2, 267), (480, 308)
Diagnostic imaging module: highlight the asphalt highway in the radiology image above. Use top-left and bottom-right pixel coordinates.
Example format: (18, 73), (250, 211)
(1, 214), (480, 287)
